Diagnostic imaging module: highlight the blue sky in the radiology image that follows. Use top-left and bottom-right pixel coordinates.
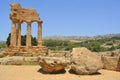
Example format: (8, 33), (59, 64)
(0, 0), (120, 41)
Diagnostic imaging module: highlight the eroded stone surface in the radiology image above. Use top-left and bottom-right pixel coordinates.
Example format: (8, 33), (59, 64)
(71, 47), (103, 75)
(10, 3), (40, 23)
(102, 56), (120, 71)
(38, 56), (67, 73)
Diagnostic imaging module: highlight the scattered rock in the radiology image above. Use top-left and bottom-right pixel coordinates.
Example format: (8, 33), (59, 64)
(38, 56), (67, 73)
(71, 47), (103, 75)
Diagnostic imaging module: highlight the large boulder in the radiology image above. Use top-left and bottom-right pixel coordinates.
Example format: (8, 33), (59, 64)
(38, 56), (67, 73)
(101, 56), (120, 71)
(71, 47), (103, 75)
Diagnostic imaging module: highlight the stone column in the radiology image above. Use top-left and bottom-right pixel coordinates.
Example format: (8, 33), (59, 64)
(26, 22), (31, 47)
(37, 21), (42, 47)
(17, 23), (21, 47)
(10, 21), (17, 47)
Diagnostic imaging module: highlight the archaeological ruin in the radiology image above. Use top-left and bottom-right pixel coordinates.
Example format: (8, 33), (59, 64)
(3, 3), (47, 56)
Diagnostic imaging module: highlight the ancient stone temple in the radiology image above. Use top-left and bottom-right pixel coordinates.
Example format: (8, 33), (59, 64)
(4, 3), (47, 56)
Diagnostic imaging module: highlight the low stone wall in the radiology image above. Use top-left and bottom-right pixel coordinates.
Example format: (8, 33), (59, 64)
(0, 50), (71, 66)
(99, 49), (120, 57)
(47, 50), (71, 58)
(0, 56), (39, 65)
(3, 46), (48, 56)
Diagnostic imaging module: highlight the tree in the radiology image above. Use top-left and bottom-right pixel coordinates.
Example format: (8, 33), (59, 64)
(6, 33), (11, 46)
(32, 37), (37, 46)
(6, 33), (37, 46)
(21, 35), (26, 46)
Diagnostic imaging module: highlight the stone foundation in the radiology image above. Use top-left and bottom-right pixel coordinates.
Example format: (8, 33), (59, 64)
(3, 46), (48, 56)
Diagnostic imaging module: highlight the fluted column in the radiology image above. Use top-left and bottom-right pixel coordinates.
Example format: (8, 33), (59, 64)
(26, 22), (31, 47)
(37, 21), (42, 46)
(10, 21), (17, 47)
(17, 23), (21, 47)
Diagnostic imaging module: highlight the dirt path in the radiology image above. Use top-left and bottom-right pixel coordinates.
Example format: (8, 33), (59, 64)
(0, 65), (120, 80)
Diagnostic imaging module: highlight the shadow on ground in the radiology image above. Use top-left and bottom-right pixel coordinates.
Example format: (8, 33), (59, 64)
(69, 69), (101, 75)
(37, 68), (66, 74)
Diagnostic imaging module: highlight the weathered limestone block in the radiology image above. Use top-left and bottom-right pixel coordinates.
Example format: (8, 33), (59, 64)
(102, 56), (120, 71)
(38, 56), (67, 73)
(71, 47), (103, 75)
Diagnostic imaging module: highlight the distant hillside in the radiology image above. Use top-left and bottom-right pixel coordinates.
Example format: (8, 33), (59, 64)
(93, 33), (120, 39)
(43, 34), (120, 52)
(43, 33), (120, 41)
(44, 35), (91, 41)
(0, 41), (6, 43)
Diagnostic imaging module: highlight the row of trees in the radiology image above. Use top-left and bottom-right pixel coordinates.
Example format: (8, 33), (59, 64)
(0, 42), (7, 48)
(6, 33), (37, 46)
(5, 33), (120, 52)
(43, 36), (120, 52)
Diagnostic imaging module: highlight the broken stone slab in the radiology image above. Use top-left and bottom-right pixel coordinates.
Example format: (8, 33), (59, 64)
(38, 56), (67, 73)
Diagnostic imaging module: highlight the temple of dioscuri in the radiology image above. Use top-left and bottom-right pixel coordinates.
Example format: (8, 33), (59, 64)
(4, 3), (47, 56)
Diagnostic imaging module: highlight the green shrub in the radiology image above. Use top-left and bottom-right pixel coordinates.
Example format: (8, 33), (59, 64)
(0, 54), (3, 58)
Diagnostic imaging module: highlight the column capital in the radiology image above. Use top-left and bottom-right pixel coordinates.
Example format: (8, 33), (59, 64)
(18, 22), (22, 25)
(18, 20), (23, 24)
(26, 22), (32, 25)
(12, 20), (16, 24)
(37, 20), (43, 24)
